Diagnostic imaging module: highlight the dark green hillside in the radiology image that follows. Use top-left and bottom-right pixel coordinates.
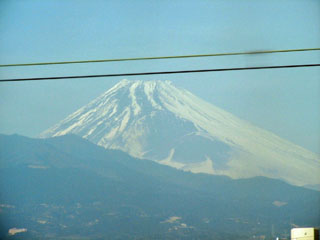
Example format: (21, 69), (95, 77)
(0, 134), (319, 239)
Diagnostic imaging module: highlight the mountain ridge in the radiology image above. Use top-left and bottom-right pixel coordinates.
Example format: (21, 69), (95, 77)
(1, 133), (319, 239)
(40, 80), (320, 187)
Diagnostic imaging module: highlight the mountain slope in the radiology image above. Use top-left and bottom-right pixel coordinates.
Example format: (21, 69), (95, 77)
(1, 134), (319, 239)
(40, 80), (320, 187)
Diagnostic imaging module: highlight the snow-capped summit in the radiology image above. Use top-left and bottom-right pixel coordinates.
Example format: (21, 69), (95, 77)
(41, 79), (320, 187)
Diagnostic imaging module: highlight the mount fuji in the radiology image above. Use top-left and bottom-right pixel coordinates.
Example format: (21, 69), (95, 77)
(40, 79), (320, 187)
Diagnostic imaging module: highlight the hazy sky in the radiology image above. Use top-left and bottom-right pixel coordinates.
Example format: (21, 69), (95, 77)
(0, 0), (319, 153)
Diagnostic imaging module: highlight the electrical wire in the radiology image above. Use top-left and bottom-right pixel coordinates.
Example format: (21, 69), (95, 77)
(0, 48), (319, 68)
(1, 63), (319, 83)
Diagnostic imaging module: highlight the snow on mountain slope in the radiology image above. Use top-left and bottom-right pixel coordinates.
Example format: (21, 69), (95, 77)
(40, 79), (320, 187)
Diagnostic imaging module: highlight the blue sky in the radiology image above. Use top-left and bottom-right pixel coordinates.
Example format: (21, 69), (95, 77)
(0, 0), (319, 153)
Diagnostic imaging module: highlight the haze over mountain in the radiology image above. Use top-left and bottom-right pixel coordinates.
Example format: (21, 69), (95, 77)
(40, 80), (320, 187)
(1, 134), (319, 239)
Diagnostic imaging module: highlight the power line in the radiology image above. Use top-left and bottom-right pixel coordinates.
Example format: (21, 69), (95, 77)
(0, 48), (319, 68)
(1, 63), (319, 83)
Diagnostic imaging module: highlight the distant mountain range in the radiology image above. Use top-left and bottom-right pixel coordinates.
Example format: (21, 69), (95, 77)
(1, 134), (319, 239)
(40, 80), (320, 188)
